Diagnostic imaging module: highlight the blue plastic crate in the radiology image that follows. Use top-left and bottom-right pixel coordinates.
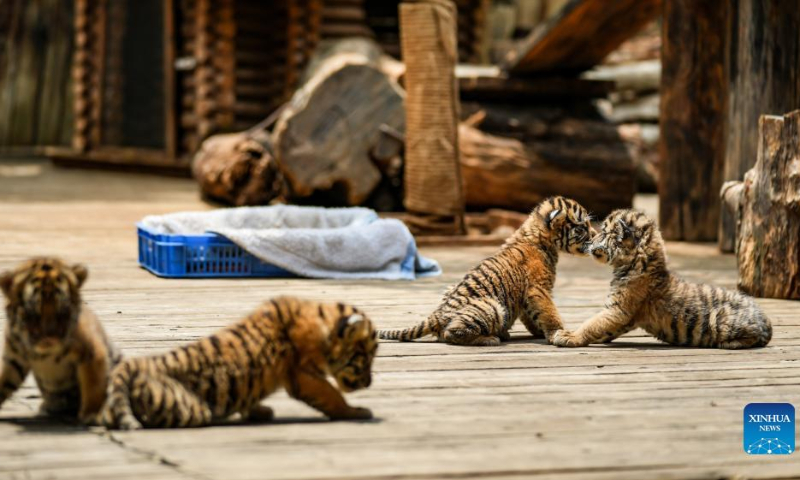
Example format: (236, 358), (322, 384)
(137, 224), (293, 278)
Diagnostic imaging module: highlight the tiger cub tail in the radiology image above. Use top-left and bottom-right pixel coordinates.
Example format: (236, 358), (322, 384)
(100, 359), (213, 430)
(378, 317), (433, 341)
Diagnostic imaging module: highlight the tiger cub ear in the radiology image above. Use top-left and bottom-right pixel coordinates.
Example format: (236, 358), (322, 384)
(336, 314), (369, 340)
(545, 209), (565, 229)
(0, 271), (12, 297)
(71, 264), (88, 288)
(616, 219), (636, 247)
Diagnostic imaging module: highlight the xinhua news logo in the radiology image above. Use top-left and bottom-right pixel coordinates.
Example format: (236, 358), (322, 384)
(744, 403), (795, 455)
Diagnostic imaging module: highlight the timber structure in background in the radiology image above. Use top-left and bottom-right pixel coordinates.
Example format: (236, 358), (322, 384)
(192, 0), (659, 220)
(458, 0), (661, 217)
(42, 0), (488, 171)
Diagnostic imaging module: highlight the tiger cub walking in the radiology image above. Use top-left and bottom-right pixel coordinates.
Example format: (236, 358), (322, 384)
(379, 197), (596, 346)
(100, 296), (377, 429)
(552, 209), (772, 349)
(0, 258), (119, 422)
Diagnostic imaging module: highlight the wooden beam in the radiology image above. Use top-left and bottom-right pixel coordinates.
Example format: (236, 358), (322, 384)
(458, 74), (613, 101)
(502, 0), (661, 74)
(46, 146), (190, 173)
(658, 0), (728, 241)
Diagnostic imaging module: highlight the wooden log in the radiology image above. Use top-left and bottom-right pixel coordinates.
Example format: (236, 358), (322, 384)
(731, 111), (800, 299)
(502, 0), (661, 74)
(191, 129), (285, 207)
(718, 0), (800, 252)
(658, 0), (728, 241)
(458, 73), (613, 101)
(400, 0), (465, 235)
(458, 124), (634, 216)
(272, 38), (405, 205)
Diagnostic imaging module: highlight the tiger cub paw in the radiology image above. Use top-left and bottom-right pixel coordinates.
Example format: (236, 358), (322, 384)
(79, 410), (102, 426)
(551, 330), (582, 348)
(332, 406), (373, 421)
(117, 414), (144, 431)
(244, 405), (275, 423)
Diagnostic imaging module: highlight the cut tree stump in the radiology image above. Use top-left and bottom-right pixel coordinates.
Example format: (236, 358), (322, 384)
(718, 0), (800, 252)
(272, 38), (405, 206)
(658, 0), (729, 241)
(726, 111), (800, 300)
(502, 0), (661, 74)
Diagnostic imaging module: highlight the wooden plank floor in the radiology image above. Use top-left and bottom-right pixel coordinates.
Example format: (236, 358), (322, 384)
(0, 160), (798, 480)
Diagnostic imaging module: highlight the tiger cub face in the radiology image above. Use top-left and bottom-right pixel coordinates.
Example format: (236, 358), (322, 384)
(543, 197), (596, 256)
(588, 209), (655, 268)
(0, 258), (88, 355)
(328, 313), (378, 392)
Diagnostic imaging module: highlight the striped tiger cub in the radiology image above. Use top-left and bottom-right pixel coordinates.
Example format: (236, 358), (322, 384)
(100, 296), (377, 430)
(379, 197), (596, 346)
(0, 258), (119, 422)
(552, 209), (772, 349)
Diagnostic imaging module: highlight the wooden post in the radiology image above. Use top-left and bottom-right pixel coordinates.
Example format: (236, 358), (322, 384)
(728, 111), (800, 299)
(658, 0), (728, 241)
(718, 0), (800, 252)
(400, 0), (465, 235)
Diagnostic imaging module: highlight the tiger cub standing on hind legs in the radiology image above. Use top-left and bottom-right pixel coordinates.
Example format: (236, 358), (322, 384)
(552, 209), (772, 349)
(0, 258), (119, 423)
(100, 296), (377, 430)
(380, 197), (596, 346)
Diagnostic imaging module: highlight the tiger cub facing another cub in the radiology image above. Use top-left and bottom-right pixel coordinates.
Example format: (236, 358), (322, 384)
(0, 258), (119, 422)
(101, 296), (377, 429)
(380, 197), (596, 346)
(553, 209), (772, 349)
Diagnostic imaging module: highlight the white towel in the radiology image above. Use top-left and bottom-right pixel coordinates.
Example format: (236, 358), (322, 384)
(140, 205), (441, 280)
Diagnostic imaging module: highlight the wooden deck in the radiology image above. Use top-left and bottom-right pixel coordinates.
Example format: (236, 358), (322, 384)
(0, 160), (798, 480)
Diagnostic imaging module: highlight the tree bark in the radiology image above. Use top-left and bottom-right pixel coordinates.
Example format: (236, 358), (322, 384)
(272, 38), (405, 206)
(730, 111), (800, 300)
(658, 0), (729, 241)
(718, 0), (800, 252)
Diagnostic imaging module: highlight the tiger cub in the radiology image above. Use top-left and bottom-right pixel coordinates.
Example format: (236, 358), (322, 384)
(0, 258), (119, 422)
(100, 296), (377, 430)
(552, 209), (772, 349)
(379, 197), (596, 346)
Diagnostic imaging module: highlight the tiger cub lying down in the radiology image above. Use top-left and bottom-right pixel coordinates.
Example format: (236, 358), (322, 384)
(553, 209), (772, 349)
(379, 197), (596, 346)
(100, 296), (377, 430)
(0, 258), (119, 423)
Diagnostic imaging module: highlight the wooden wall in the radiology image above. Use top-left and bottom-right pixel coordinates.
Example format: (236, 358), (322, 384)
(0, 0), (74, 148)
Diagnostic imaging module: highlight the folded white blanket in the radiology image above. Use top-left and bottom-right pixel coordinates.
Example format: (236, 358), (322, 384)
(140, 205), (441, 280)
